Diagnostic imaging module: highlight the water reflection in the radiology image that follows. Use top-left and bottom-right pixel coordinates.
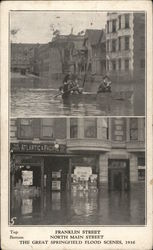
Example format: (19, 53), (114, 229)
(11, 89), (134, 116)
(10, 188), (145, 225)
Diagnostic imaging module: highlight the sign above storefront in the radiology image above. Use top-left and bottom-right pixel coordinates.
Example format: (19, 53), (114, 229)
(11, 143), (66, 154)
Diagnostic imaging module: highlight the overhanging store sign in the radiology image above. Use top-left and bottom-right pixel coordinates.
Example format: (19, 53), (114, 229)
(11, 143), (66, 154)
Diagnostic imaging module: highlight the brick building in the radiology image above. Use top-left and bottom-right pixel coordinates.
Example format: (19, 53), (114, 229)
(10, 117), (145, 194)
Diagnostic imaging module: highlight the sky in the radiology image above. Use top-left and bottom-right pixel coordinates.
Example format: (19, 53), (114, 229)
(10, 11), (107, 43)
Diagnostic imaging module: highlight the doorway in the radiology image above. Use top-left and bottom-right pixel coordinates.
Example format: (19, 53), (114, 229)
(108, 159), (130, 191)
(44, 157), (69, 193)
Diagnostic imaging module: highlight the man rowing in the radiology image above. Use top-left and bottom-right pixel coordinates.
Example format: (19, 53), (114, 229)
(97, 75), (112, 93)
(59, 72), (81, 99)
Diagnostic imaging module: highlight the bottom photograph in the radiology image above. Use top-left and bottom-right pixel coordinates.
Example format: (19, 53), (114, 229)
(10, 117), (145, 226)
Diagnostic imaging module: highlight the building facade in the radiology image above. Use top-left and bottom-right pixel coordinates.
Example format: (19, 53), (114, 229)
(10, 117), (145, 195)
(106, 12), (145, 115)
(106, 12), (145, 83)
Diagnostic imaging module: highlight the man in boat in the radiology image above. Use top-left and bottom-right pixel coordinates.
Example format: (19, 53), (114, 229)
(97, 75), (112, 93)
(60, 72), (81, 98)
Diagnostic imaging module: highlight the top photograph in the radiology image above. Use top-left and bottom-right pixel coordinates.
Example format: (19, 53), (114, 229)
(10, 11), (146, 117)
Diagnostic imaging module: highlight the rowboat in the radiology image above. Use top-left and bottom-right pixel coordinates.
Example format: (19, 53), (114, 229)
(61, 90), (133, 105)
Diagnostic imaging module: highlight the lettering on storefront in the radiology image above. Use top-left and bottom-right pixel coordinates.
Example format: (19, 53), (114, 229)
(10, 143), (66, 154)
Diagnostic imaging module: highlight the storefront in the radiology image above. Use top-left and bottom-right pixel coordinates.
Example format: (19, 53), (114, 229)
(10, 143), (99, 194)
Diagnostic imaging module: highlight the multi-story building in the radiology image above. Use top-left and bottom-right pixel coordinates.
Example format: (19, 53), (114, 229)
(10, 117), (145, 194)
(11, 43), (39, 74)
(106, 12), (145, 114)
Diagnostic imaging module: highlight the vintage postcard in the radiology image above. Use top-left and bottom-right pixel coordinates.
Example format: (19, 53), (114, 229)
(1, 1), (152, 250)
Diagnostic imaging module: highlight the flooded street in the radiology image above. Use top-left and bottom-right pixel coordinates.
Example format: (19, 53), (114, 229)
(10, 188), (145, 226)
(11, 88), (134, 117)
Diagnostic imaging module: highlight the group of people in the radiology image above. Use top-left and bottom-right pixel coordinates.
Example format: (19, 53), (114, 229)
(59, 72), (112, 98)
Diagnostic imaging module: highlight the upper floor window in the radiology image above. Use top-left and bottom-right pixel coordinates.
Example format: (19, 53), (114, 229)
(125, 59), (130, 70)
(107, 40), (110, 52)
(41, 119), (54, 139)
(70, 118), (78, 138)
(125, 36), (130, 50)
(112, 20), (117, 32)
(18, 119), (33, 139)
(112, 39), (116, 52)
(118, 37), (121, 51)
(130, 118), (138, 140)
(107, 21), (109, 33)
(140, 36), (145, 50)
(101, 118), (109, 139)
(118, 15), (122, 29)
(118, 58), (122, 70)
(112, 60), (116, 70)
(140, 59), (145, 68)
(84, 118), (97, 138)
(125, 14), (130, 28)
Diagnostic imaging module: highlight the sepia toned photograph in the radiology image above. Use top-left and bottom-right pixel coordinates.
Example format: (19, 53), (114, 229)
(1, 1), (152, 250)
(10, 117), (145, 225)
(10, 11), (146, 117)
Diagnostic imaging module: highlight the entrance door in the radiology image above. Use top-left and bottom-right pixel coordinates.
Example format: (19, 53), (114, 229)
(44, 157), (69, 193)
(108, 159), (130, 191)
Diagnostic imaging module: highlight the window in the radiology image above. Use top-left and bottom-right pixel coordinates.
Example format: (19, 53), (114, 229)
(118, 15), (122, 29)
(107, 21), (109, 33)
(101, 118), (109, 139)
(107, 60), (109, 71)
(130, 118), (138, 140)
(107, 40), (110, 52)
(125, 59), (130, 70)
(125, 14), (130, 28)
(112, 60), (116, 70)
(140, 59), (145, 68)
(118, 58), (121, 70)
(112, 39), (116, 52)
(118, 37), (121, 51)
(70, 118), (78, 138)
(84, 118), (97, 138)
(112, 20), (117, 32)
(140, 36), (145, 50)
(125, 36), (130, 50)
(19, 119), (33, 139)
(138, 157), (145, 181)
(41, 119), (53, 139)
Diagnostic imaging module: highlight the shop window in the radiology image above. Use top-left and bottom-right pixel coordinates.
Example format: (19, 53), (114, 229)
(118, 37), (121, 51)
(112, 20), (117, 32)
(41, 119), (54, 139)
(118, 15), (122, 29)
(130, 118), (138, 140)
(18, 119), (33, 139)
(70, 118), (78, 138)
(138, 157), (145, 181)
(125, 36), (130, 50)
(125, 14), (130, 28)
(125, 59), (130, 70)
(112, 39), (116, 52)
(118, 58), (121, 70)
(84, 118), (97, 138)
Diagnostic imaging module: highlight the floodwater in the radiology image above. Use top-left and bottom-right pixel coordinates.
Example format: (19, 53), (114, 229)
(11, 88), (134, 117)
(10, 188), (145, 225)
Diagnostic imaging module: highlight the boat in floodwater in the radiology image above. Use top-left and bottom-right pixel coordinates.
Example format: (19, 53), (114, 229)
(61, 91), (133, 105)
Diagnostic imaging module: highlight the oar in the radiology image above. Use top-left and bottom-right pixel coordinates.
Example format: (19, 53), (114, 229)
(51, 86), (80, 99)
